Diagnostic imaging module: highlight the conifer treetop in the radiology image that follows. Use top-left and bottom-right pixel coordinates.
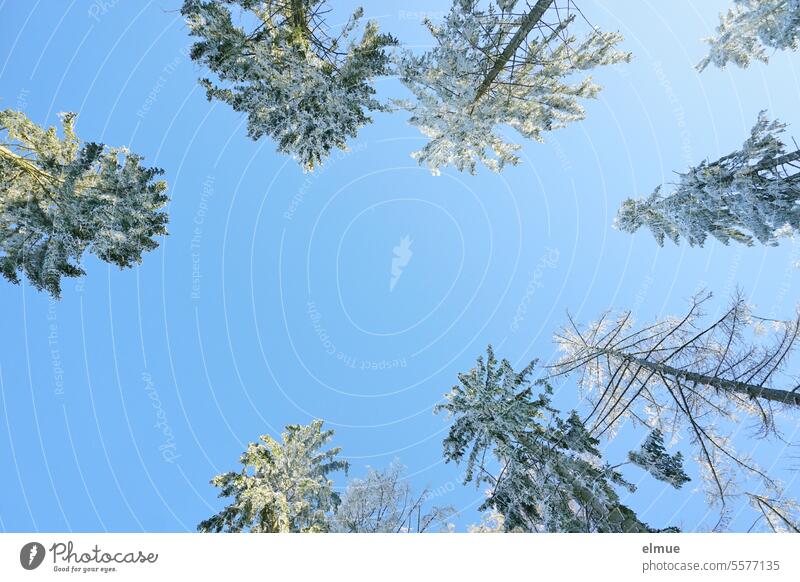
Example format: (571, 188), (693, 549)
(615, 111), (800, 247)
(0, 109), (168, 298)
(698, 0), (800, 71)
(182, 0), (396, 171)
(396, 0), (629, 175)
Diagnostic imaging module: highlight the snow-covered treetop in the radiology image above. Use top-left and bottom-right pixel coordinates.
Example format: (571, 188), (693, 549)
(698, 0), (800, 71)
(615, 111), (800, 247)
(628, 429), (691, 490)
(553, 291), (800, 529)
(0, 109), (168, 298)
(437, 345), (675, 532)
(198, 420), (348, 532)
(396, 0), (629, 175)
(331, 460), (454, 533)
(182, 0), (396, 171)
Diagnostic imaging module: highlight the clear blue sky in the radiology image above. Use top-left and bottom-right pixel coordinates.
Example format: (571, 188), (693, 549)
(1, 0), (798, 532)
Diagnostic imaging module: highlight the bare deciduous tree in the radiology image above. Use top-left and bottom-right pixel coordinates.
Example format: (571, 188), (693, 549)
(331, 460), (453, 533)
(551, 291), (800, 528)
(747, 493), (800, 533)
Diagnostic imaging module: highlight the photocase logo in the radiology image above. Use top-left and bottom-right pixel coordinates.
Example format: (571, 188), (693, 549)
(390, 235), (413, 292)
(19, 542), (46, 570)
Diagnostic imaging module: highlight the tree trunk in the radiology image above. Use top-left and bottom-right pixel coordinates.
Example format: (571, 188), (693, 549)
(750, 149), (800, 175)
(714, 148), (800, 176)
(616, 352), (800, 406)
(471, 0), (554, 107)
(289, 0), (311, 44)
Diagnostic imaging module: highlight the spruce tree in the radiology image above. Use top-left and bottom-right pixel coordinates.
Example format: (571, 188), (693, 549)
(198, 420), (348, 532)
(437, 346), (674, 532)
(615, 112), (800, 247)
(627, 429), (690, 490)
(698, 0), (800, 71)
(0, 109), (168, 298)
(396, 0), (629, 175)
(182, 0), (396, 171)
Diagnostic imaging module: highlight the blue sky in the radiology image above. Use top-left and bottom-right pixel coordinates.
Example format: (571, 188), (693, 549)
(1, 0), (799, 532)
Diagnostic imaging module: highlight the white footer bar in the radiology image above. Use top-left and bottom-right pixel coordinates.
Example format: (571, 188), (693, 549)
(1, 533), (796, 581)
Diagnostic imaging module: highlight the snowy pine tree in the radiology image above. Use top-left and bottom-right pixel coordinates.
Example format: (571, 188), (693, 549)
(437, 346), (674, 532)
(182, 0), (396, 171)
(628, 429), (690, 489)
(198, 420), (348, 532)
(698, 0), (800, 71)
(396, 0), (629, 175)
(0, 109), (168, 298)
(615, 112), (800, 247)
